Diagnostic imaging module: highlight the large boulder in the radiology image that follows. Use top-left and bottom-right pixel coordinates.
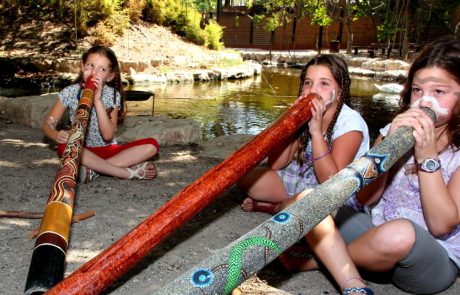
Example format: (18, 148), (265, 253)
(1, 95), (202, 146)
(118, 116), (202, 146)
(0, 94), (58, 128)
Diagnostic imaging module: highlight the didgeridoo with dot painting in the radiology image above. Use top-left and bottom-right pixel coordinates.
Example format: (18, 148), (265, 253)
(44, 93), (319, 295)
(24, 76), (97, 295)
(154, 108), (436, 295)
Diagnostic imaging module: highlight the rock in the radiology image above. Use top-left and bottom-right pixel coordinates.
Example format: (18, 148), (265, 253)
(0, 95), (202, 146)
(31, 59), (53, 71)
(1, 94), (57, 129)
(165, 72), (195, 83)
(53, 58), (80, 73)
(193, 70), (220, 81)
(361, 59), (410, 72)
(118, 116), (201, 146)
(120, 61), (139, 73)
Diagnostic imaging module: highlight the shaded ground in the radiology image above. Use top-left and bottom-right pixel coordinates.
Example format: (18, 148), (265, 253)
(1, 16), (231, 74)
(1, 11), (460, 295)
(2, 118), (460, 295)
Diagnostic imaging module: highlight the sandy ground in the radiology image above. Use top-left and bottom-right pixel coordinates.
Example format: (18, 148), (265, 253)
(1, 118), (460, 295)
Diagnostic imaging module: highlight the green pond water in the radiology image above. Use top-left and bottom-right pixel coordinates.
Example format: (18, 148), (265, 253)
(1, 67), (400, 142)
(126, 67), (401, 142)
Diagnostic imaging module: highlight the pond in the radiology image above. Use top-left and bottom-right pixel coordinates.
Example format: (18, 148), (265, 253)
(1, 67), (401, 142)
(125, 67), (401, 142)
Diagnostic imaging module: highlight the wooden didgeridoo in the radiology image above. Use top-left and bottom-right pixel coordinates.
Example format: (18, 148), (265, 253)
(45, 94), (318, 295)
(155, 108), (436, 295)
(24, 76), (97, 295)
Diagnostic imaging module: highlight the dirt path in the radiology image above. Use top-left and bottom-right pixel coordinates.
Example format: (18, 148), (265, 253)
(2, 119), (460, 294)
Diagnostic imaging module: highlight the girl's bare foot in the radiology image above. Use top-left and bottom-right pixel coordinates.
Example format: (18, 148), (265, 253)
(127, 161), (157, 180)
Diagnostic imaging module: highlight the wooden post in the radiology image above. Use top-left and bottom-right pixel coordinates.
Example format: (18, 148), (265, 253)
(24, 77), (97, 295)
(45, 94), (319, 295)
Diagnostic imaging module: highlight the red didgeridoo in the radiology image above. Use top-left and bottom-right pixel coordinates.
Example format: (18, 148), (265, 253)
(46, 93), (318, 295)
(24, 76), (97, 295)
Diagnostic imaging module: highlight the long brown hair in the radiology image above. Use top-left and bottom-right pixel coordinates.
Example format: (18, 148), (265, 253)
(75, 45), (127, 124)
(399, 37), (460, 149)
(295, 54), (352, 166)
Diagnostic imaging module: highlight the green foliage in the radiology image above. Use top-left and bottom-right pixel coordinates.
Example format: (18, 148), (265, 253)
(2, 0), (224, 50)
(143, 0), (224, 50)
(247, 0), (333, 31)
(143, 0), (181, 26)
(92, 7), (130, 45)
(311, 4), (332, 26)
(192, 0), (215, 14)
(373, 0), (459, 43)
(180, 9), (208, 46)
(376, 19), (399, 43)
(204, 20), (224, 50)
(124, 0), (148, 22)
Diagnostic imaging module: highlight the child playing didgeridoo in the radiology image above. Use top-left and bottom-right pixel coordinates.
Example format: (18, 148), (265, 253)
(42, 45), (159, 183)
(238, 55), (373, 294)
(335, 37), (460, 294)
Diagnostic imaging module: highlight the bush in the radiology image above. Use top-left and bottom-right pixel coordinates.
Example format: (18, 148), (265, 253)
(92, 10), (130, 46)
(124, 0), (147, 23)
(204, 20), (224, 50)
(142, 0), (224, 50)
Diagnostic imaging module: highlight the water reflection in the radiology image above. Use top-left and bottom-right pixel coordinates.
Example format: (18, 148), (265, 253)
(127, 68), (401, 141)
(1, 68), (401, 142)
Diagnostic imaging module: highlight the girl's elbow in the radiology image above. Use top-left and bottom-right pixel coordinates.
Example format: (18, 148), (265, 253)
(103, 134), (115, 142)
(102, 131), (115, 141)
(429, 223), (457, 237)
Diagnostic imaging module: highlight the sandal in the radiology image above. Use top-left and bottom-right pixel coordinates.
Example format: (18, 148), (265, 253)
(79, 165), (99, 184)
(241, 197), (279, 214)
(342, 287), (374, 295)
(127, 161), (157, 180)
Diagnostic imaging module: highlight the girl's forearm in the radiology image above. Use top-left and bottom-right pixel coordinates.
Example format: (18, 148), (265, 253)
(419, 172), (459, 236)
(42, 117), (59, 142)
(311, 135), (336, 183)
(94, 102), (117, 140)
(268, 139), (298, 170)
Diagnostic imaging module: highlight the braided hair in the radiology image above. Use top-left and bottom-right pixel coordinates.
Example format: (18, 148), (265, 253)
(295, 54), (352, 166)
(75, 45), (127, 124)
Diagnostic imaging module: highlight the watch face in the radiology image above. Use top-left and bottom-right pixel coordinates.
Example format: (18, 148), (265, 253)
(425, 159), (436, 170)
(419, 158), (441, 173)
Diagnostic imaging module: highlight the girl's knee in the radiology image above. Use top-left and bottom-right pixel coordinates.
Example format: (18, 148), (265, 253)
(143, 138), (159, 158)
(373, 219), (416, 256)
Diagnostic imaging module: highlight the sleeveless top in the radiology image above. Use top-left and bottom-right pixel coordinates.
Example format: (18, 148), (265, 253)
(58, 83), (121, 147)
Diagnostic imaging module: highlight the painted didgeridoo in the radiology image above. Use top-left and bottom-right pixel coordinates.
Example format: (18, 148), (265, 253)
(45, 94), (318, 295)
(24, 76), (97, 295)
(155, 108), (436, 295)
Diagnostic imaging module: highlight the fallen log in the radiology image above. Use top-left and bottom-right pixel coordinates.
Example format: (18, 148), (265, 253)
(27, 210), (96, 239)
(24, 76), (97, 295)
(45, 94), (319, 295)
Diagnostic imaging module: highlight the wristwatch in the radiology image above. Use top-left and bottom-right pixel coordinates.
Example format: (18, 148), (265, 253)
(417, 158), (441, 173)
